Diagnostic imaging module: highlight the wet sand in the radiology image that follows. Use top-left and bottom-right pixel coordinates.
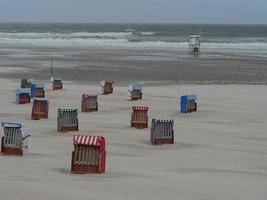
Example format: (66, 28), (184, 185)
(0, 46), (267, 84)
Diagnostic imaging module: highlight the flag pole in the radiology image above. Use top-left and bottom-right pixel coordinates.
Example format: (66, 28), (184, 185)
(50, 57), (53, 77)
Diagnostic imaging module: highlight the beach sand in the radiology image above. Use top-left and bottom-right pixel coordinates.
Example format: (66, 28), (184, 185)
(0, 47), (267, 84)
(0, 77), (267, 200)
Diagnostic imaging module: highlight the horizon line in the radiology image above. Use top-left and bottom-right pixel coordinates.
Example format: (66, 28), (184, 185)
(0, 21), (266, 26)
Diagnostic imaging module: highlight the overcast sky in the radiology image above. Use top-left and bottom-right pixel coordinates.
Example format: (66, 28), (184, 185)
(0, 0), (266, 24)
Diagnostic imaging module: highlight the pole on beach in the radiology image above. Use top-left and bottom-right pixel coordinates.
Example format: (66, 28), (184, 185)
(50, 57), (53, 77)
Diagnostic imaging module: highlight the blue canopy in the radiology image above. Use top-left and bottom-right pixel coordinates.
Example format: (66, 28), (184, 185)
(53, 76), (63, 81)
(16, 88), (31, 95)
(2, 122), (22, 128)
(184, 94), (197, 101)
(35, 83), (45, 88)
(129, 83), (144, 91)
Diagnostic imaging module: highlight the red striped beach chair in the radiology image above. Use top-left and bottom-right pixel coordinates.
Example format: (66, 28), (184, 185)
(131, 106), (149, 129)
(71, 135), (106, 174)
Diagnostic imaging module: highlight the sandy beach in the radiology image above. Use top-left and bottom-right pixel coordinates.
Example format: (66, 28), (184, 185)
(0, 76), (267, 199)
(0, 46), (267, 84)
(0, 4), (266, 199)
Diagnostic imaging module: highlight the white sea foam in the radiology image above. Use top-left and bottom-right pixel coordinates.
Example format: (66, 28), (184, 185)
(139, 32), (155, 35)
(0, 32), (266, 56)
(0, 32), (132, 39)
(69, 32), (132, 37)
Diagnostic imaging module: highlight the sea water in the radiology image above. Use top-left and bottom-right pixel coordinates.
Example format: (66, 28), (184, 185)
(0, 23), (266, 57)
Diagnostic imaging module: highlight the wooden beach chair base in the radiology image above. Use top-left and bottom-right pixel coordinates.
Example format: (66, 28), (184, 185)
(103, 90), (113, 95)
(131, 95), (142, 101)
(18, 94), (31, 104)
(59, 126), (79, 132)
(186, 103), (197, 113)
(131, 93), (142, 101)
(1, 137), (23, 156)
(152, 138), (174, 145)
(131, 122), (148, 129)
(53, 83), (63, 90)
(71, 152), (102, 174)
(187, 108), (197, 113)
(83, 107), (98, 112)
(81, 102), (98, 112)
(19, 99), (30, 104)
(53, 86), (62, 90)
(31, 113), (48, 120)
(71, 164), (99, 174)
(131, 97), (142, 101)
(186, 105), (197, 113)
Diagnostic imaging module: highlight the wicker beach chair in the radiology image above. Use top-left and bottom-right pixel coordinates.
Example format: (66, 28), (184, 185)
(1, 122), (31, 156)
(151, 119), (174, 145)
(57, 108), (78, 132)
(71, 135), (106, 174)
(81, 94), (98, 112)
(180, 94), (197, 113)
(131, 106), (149, 129)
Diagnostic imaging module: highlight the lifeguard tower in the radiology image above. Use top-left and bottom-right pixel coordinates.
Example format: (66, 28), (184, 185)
(189, 35), (201, 54)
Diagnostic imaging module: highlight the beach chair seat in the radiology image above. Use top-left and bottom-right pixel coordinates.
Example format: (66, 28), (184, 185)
(151, 119), (174, 145)
(100, 80), (114, 95)
(81, 94), (98, 112)
(131, 106), (149, 129)
(71, 135), (106, 174)
(1, 122), (31, 156)
(16, 88), (31, 104)
(31, 98), (49, 120)
(180, 95), (197, 113)
(57, 108), (78, 132)
(31, 83), (45, 98)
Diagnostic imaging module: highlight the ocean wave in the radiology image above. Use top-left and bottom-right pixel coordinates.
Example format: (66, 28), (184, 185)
(139, 32), (155, 35)
(124, 29), (135, 32)
(70, 32), (132, 37)
(0, 31), (266, 43)
(202, 37), (267, 43)
(0, 32), (266, 54)
(0, 32), (132, 39)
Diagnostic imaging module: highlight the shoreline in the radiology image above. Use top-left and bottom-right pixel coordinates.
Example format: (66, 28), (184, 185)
(0, 46), (267, 85)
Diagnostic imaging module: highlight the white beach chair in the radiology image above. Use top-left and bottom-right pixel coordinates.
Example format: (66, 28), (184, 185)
(1, 122), (31, 156)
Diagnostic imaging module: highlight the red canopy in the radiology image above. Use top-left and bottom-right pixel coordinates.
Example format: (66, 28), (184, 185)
(73, 135), (105, 149)
(132, 106), (149, 111)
